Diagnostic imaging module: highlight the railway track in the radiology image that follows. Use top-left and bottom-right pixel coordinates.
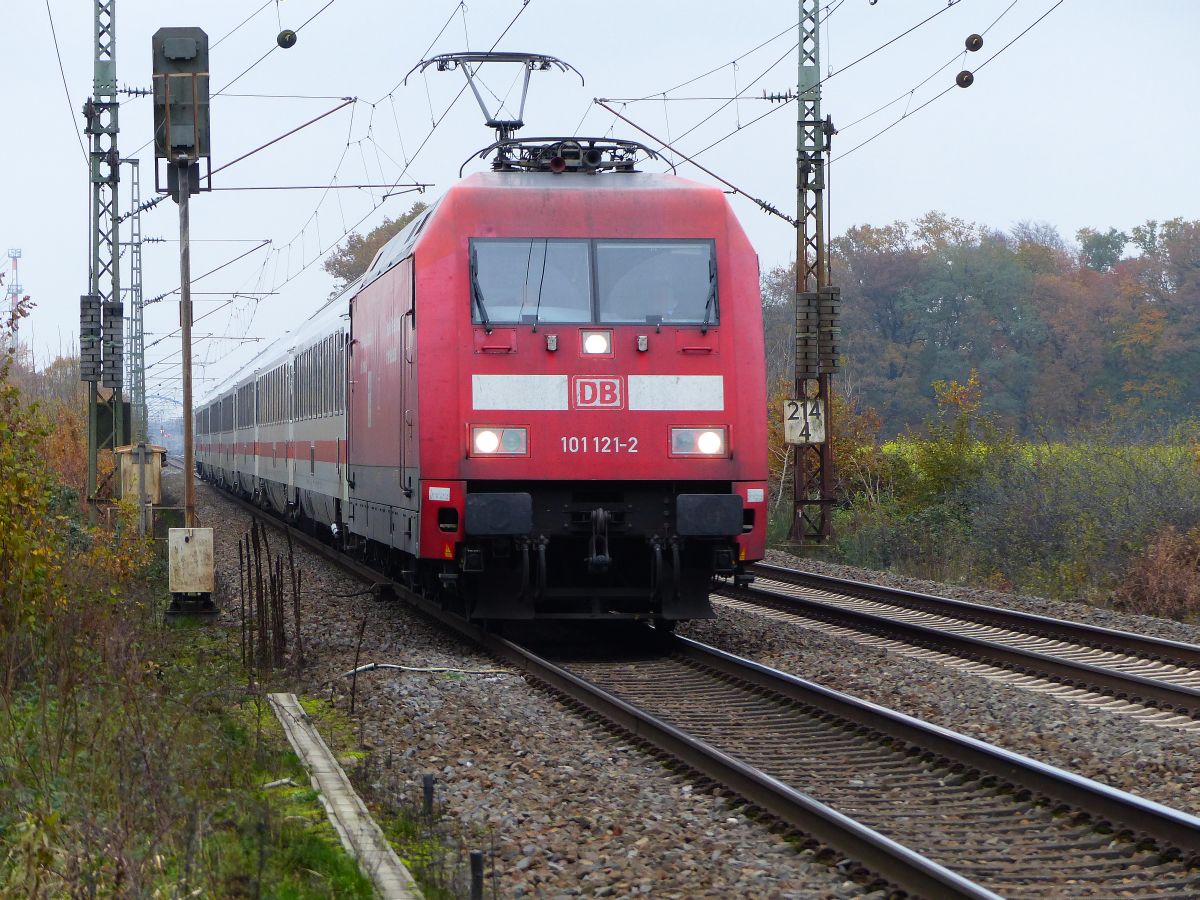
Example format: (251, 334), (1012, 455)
(709, 563), (1200, 731)
(535, 635), (1200, 898)
(216, 489), (1200, 897)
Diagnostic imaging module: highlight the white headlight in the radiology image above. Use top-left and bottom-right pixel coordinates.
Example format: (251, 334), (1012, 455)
(582, 330), (611, 355)
(470, 426), (528, 456)
(670, 426), (728, 457)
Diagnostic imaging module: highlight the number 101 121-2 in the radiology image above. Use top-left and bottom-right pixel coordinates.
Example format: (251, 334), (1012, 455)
(561, 435), (639, 454)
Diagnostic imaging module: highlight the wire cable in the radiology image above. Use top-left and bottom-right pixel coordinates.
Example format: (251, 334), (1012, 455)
(212, 0), (274, 49)
(827, 0), (965, 81)
(215, 0), (343, 97)
(153, 0), (537, 366)
(652, 0), (968, 165)
(374, 1), (466, 102)
(974, 0), (1063, 73)
(835, 0), (1065, 162)
(43, 0), (87, 163)
(838, 0), (1020, 133)
(631, 23), (797, 101)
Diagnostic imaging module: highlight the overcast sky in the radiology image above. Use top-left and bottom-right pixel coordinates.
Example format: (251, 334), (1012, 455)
(2, 1), (1196, 419)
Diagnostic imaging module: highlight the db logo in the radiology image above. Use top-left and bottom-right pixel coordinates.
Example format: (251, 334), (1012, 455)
(572, 376), (624, 409)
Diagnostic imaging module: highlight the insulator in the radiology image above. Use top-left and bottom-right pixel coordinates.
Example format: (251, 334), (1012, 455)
(966, 33), (984, 52)
(956, 70), (975, 89)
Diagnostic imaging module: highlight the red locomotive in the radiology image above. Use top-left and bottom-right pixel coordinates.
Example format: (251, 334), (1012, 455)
(197, 139), (767, 623)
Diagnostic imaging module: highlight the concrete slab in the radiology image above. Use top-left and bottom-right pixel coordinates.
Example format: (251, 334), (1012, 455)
(269, 692), (422, 899)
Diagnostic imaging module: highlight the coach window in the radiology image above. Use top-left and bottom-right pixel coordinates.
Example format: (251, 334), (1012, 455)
(305, 348), (313, 419)
(471, 239), (592, 325)
(335, 332), (344, 413)
(324, 338), (331, 416)
(324, 337), (332, 416)
(298, 353), (306, 419)
(306, 348), (313, 419)
(596, 240), (716, 325)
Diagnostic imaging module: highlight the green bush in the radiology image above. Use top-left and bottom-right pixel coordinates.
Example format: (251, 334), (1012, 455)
(824, 370), (1200, 615)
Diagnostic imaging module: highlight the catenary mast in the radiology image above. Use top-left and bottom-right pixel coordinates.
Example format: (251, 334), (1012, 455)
(791, 0), (839, 542)
(82, 0), (125, 513)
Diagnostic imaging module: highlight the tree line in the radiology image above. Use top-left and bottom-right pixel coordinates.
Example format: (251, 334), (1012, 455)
(763, 212), (1200, 437)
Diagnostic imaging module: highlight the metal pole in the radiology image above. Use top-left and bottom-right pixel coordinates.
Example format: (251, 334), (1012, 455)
(469, 850), (484, 900)
(123, 158), (146, 444)
(791, 0), (834, 543)
(85, 0), (120, 520)
(137, 440), (147, 535)
(178, 160), (195, 528)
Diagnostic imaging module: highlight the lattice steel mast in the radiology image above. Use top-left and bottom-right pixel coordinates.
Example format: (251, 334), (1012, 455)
(5, 250), (20, 354)
(82, 0), (125, 510)
(791, 0), (838, 542)
(123, 158), (146, 443)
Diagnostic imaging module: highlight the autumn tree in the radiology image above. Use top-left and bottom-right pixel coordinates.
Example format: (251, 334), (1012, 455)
(1076, 226), (1129, 272)
(323, 201), (428, 294)
(1110, 218), (1200, 416)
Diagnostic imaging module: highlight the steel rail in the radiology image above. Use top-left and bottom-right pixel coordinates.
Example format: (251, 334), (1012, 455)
(749, 562), (1200, 666)
(726, 574), (1200, 715)
(488, 633), (1003, 900)
(672, 635), (1200, 858)
(209, 487), (1200, 894)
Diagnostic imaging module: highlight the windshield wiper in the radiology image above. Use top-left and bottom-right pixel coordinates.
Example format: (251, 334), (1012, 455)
(469, 252), (493, 334)
(700, 255), (717, 335)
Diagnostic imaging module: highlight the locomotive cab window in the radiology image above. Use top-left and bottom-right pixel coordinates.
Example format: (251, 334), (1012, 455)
(469, 238), (716, 327)
(470, 239), (591, 325)
(596, 240), (716, 326)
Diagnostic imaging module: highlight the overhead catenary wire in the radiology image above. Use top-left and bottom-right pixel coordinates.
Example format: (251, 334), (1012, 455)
(618, 0), (970, 175)
(834, 0), (1066, 162)
(154, 2), (535, 379)
(247, 0), (537, 302)
(43, 0), (87, 163)
(373, 1), (466, 103)
(210, 98), (357, 178)
(839, 0), (1021, 133)
(145, 240), (272, 308)
(208, 183), (430, 191)
(214, 0), (344, 97)
(211, 0), (274, 49)
(148, 2), (538, 372)
(630, 22), (798, 102)
(595, 100), (796, 227)
(219, 92), (358, 101)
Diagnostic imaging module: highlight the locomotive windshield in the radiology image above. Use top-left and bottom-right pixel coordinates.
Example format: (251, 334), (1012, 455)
(470, 239), (717, 326)
(471, 240), (592, 325)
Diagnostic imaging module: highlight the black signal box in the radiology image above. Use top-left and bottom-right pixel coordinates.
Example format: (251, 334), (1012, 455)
(152, 27), (210, 162)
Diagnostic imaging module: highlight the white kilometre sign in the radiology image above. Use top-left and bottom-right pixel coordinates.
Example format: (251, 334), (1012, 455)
(783, 398), (825, 445)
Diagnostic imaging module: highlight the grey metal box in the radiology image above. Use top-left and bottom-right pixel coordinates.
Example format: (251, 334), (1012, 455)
(168, 528), (214, 594)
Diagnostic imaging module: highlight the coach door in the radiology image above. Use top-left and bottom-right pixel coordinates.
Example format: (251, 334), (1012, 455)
(398, 258), (417, 506)
(347, 272), (406, 546)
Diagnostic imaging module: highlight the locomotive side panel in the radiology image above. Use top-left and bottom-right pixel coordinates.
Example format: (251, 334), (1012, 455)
(347, 258), (419, 554)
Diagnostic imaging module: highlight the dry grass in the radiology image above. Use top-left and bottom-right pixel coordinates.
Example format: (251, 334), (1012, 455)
(1123, 526), (1200, 621)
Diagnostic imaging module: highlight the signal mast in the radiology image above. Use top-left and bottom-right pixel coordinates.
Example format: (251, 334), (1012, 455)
(5, 249), (21, 354)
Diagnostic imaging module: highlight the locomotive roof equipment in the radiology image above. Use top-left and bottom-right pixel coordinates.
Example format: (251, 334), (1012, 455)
(404, 51), (584, 144)
(460, 137), (672, 176)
